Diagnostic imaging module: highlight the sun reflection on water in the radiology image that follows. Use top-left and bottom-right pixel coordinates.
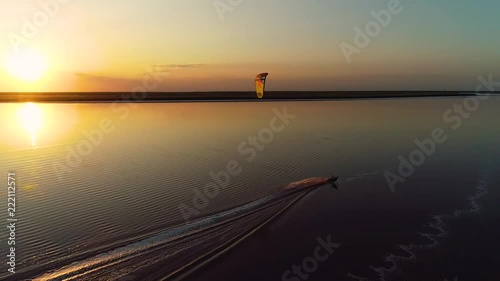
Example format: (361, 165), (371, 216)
(0, 102), (80, 150)
(17, 102), (44, 148)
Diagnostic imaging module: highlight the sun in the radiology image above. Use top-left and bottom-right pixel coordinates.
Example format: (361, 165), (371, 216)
(6, 49), (48, 82)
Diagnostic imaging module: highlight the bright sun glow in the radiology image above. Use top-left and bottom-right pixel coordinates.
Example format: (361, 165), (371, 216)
(6, 50), (48, 82)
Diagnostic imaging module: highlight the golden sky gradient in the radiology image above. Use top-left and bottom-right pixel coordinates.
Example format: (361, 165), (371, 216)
(1, 0), (499, 92)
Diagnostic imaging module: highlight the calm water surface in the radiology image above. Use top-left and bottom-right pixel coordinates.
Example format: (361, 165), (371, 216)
(0, 97), (499, 280)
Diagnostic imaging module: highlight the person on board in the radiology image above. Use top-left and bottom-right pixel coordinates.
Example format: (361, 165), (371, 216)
(328, 174), (339, 189)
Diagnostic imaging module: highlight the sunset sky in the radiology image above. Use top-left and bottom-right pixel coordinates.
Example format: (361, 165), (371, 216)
(1, 0), (499, 92)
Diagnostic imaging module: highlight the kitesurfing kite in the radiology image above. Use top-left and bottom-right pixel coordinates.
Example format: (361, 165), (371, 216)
(255, 73), (268, 99)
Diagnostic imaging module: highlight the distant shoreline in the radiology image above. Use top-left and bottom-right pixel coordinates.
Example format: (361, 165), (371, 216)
(0, 91), (498, 103)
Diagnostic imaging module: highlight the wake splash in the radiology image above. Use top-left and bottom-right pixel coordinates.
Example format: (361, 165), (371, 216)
(30, 177), (331, 281)
(348, 169), (491, 281)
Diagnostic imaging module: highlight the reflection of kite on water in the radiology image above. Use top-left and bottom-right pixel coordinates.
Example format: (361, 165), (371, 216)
(255, 72), (268, 99)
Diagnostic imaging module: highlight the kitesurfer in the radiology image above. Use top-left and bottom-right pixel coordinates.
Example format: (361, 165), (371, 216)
(327, 175), (339, 189)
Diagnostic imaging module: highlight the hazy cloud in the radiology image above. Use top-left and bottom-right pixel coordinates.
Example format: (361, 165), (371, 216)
(73, 72), (119, 80)
(72, 72), (142, 91)
(148, 64), (205, 73)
